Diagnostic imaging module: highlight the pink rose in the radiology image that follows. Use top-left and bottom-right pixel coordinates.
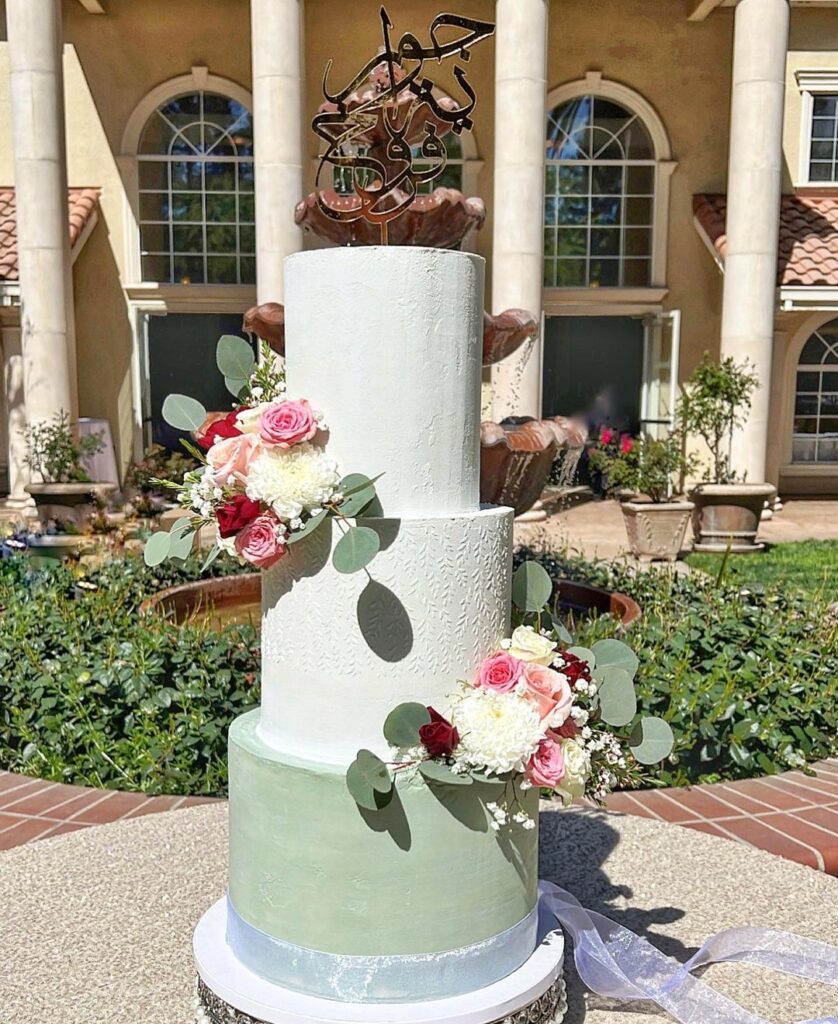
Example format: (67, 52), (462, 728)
(620, 434), (634, 455)
(520, 662), (575, 725)
(476, 652), (523, 693)
(526, 737), (565, 788)
(207, 433), (261, 487)
(599, 427), (615, 445)
(234, 513), (286, 569)
(260, 399), (318, 448)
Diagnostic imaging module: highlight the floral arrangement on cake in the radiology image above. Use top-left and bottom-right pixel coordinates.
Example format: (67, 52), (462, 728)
(143, 335), (382, 575)
(346, 561), (674, 826)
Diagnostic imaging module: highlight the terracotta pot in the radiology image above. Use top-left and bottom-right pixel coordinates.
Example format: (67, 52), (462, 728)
(688, 483), (776, 553)
(25, 482), (118, 529)
(555, 580), (641, 629)
(621, 500), (694, 562)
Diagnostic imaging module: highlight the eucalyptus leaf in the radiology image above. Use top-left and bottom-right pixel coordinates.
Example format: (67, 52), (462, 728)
(597, 665), (637, 727)
(592, 638), (639, 679)
(169, 526), (196, 562)
(217, 334), (256, 380)
(200, 543), (221, 573)
(340, 473), (384, 498)
(224, 376), (248, 399)
(419, 760), (473, 786)
(346, 761), (379, 811)
(554, 621), (573, 645)
(169, 517), (193, 538)
(332, 526), (380, 574)
(286, 508), (328, 544)
(337, 474), (379, 518)
(383, 702), (431, 747)
(354, 748), (392, 793)
(629, 717), (675, 765)
(143, 531), (171, 567)
(161, 394), (207, 432)
(567, 645), (596, 667)
(511, 561), (553, 613)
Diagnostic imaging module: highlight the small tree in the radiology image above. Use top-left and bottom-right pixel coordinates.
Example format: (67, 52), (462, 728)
(23, 411), (104, 483)
(589, 430), (696, 503)
(678, 353), (759, 484)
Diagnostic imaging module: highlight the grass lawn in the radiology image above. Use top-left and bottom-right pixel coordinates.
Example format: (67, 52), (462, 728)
(685, 540), (838, 603)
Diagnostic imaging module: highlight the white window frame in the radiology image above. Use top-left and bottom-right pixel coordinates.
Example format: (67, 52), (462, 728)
(796, 69), (838, 186)
(543, 72), (676, 305)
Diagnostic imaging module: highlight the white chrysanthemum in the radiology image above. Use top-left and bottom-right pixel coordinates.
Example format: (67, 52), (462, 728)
(245, 443), (340, 520)
(453, 688), (544, 774)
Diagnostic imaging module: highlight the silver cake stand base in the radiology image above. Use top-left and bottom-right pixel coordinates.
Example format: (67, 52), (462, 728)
(194, 894), (567, 1024)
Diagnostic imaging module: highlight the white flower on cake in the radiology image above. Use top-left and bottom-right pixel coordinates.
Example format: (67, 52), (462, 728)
(453, 688), (544, 774)
(554, 738), (591, 806)
(505, 625), (557, 666)
(245, 443), (340, 520)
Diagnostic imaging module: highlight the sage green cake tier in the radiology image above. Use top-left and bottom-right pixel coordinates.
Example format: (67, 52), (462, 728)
(228, 709), (539, 959)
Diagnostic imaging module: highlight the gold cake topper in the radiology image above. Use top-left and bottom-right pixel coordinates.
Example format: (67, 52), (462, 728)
(312, 7), (495, 244)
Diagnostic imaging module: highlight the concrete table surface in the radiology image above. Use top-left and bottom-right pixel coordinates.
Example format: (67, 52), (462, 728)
(0, 804), (835, 1024)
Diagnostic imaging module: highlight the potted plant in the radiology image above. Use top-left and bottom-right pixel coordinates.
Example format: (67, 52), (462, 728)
(590, 429), (696, 561)
(679, 354), (775, 553)
(23, 411), (117, 529)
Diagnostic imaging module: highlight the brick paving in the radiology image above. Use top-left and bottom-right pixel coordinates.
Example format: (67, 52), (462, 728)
(0, 770), (218, 851)
(1, 761), (836, 874)
(604, 757), (838, 874)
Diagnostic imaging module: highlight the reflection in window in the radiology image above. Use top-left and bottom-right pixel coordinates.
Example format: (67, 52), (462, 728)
(809, 94), (838, 183)
(332, 134), (464, 196)
(544, 96), (655, 288)
(138, 91), (255, 285)
(793, 322), (838, 463)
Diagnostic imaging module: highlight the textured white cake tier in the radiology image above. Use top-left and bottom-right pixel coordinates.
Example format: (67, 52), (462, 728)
(258, 507), (512, 763)
(283, 247), (484, 517)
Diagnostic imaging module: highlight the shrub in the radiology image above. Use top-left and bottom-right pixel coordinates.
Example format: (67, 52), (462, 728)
(517, 548), (838, 786)
(23, 411), (104, 483)
(0, 554), (258, 796)
(589, 430), (696, 503)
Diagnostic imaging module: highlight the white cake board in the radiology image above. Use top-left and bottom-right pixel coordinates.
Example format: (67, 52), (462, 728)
(194, 892), (566, 1024)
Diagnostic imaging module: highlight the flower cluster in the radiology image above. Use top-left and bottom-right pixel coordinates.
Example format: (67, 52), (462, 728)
(168, 369), (343, 570)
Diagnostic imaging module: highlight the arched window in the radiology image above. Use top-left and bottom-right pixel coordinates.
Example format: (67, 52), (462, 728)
(544, 94), (656, 288)
(793, 322), (838, 463)
(137, 90), (255, 285)
(333, 129), (465, 196)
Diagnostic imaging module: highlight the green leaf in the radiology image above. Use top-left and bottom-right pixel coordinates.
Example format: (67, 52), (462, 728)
(597, 665), (637, 727)
(337, 474), (379, 518)
(346, 761), (380, 811)
(224, 376), (248, 399)
(554, 622), (573, 645)
(179, 437), (207, 463)
(383, 702), (431, 747)
(162, 394), (207, 432)
(200, 543), (221, 573)
(169, 517), (193, 538)
(341, 473), (383, 498)
(169, 526), (196, 561)
(346, 748), (392, 811)
(285, 508), (328, 545)
(512, 561), (553, 613)
(143, 531), (171, 567)
(332, 526), (380, 574)
(419, 760), (473, 786)
(629, 717), (675, 765)
(567, 645), (595, 667)
(216, 334), (256, 381)
(592, 639), (639, 679)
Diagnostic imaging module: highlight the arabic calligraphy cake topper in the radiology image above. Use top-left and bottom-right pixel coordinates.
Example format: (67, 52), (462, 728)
(312, 7), (495, 244)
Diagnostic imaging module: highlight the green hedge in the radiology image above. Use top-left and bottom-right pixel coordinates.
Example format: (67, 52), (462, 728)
(0, 555), (258, 796)
(517, 549), (838, 786)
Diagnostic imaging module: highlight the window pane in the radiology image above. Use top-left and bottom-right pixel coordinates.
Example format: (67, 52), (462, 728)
(170, 161), (203, 190)
(173, 224), (203, 253)
(625, 228), (651, 256)
(810, 162), (835, 181)
(794, 416), (818, 434)
(813, 95), (838, 117)
(239, 195), (255, 222)
(823, 371), (838, 390)
(173, 255), (205, 284)
(591, 228), (620, 256)
(171, 193), (203, 221)
(544, 229), (557, 257)
(240, 256), (256, 284)
(138, 161), (169, 190)
(810, 140), (835, 161)
(812, 117), (836, 138)
(556, 197), (589, 225)
(821, 393), (838, 415)
(142, 254), (171, 282)
(818, 416), (838, 434)
(557, 228), (587, 256)
(795, 394), (819, 415)
(817, 437), (838, 461)
(797, 370), (820, 391)
(206, 225), (237, 253)
(139, 113), (175, 155)
(555, 259), (586, 287)
(623, 258), (650, 286)
(205, 162), (237, 191)
(543, 258), (557, 287)
(792, 437), (817, 462)
(545, 165), (558, 196)
(800, 336), (826, 363)
(591, 197), (621, 225)
(590, 259), (619, 286)
(139, 192), (167, 221)
(207, 256), (238, 284)
(625, 197), (653, 226)
(591, 165), (623, 195)
(558, 165), (589, 195)
(140, 223), (168, 252)
(626, 165), (654, 194)
(205, 194), (237, 223)
(238, 163), (255, 192)
(544, 196), (559, 226)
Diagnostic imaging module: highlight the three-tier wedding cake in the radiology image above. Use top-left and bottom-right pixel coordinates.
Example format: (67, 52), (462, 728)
(219, 246), (540, 1005)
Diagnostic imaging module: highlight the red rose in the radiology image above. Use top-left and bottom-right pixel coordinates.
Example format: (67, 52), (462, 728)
(197, 409), (246, 450)
(556, 652), (591, 687)
(620, 434), (634, 455)
(552, 719), (579, 739)
(419, 707), (460, 760)
(216, 494), (262, 538)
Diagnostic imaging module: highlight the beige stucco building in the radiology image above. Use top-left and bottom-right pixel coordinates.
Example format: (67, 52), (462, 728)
(1, 0), (838, 508)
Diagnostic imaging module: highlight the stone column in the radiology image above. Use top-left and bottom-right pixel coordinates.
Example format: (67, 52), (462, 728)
(6, 0), (75, 428)
(251, 0), (305, 303)
(1, 325), (30, 507)
(491, 0), (549, 421)
(720, 0), (789, 482)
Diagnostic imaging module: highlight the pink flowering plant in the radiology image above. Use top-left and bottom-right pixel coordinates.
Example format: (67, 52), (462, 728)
(589, 428), (696, 503)
(346, 561), (674, 829)
(143, 335), (382, 576)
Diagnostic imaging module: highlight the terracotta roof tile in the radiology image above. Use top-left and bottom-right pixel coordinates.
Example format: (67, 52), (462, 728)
(694, 191), (838, 287)
(0, 187), (101, 283)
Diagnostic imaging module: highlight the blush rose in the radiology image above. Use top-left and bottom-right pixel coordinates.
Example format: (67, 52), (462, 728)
(234, 513), (286, 569)
(206, 433), (261, 487)
(476, 651), (523, 694)
(520, 662), (573, 726)
(260, 399), (318, 448)
(526, 737), (565, 788)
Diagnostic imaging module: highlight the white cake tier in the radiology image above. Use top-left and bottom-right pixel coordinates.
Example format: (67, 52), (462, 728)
(283, 247), (484, 518)
(259, 507), (512, 763)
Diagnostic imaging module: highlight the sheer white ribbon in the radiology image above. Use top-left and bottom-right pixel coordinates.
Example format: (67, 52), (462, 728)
(540, 881), (838, 1024)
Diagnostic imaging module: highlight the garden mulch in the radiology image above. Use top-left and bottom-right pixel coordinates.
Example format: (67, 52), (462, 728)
(1, 760), (836, 874)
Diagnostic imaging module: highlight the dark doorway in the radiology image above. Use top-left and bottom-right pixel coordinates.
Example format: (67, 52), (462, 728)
(542, 315), (644, 436)
(146, 313), (254, 450)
